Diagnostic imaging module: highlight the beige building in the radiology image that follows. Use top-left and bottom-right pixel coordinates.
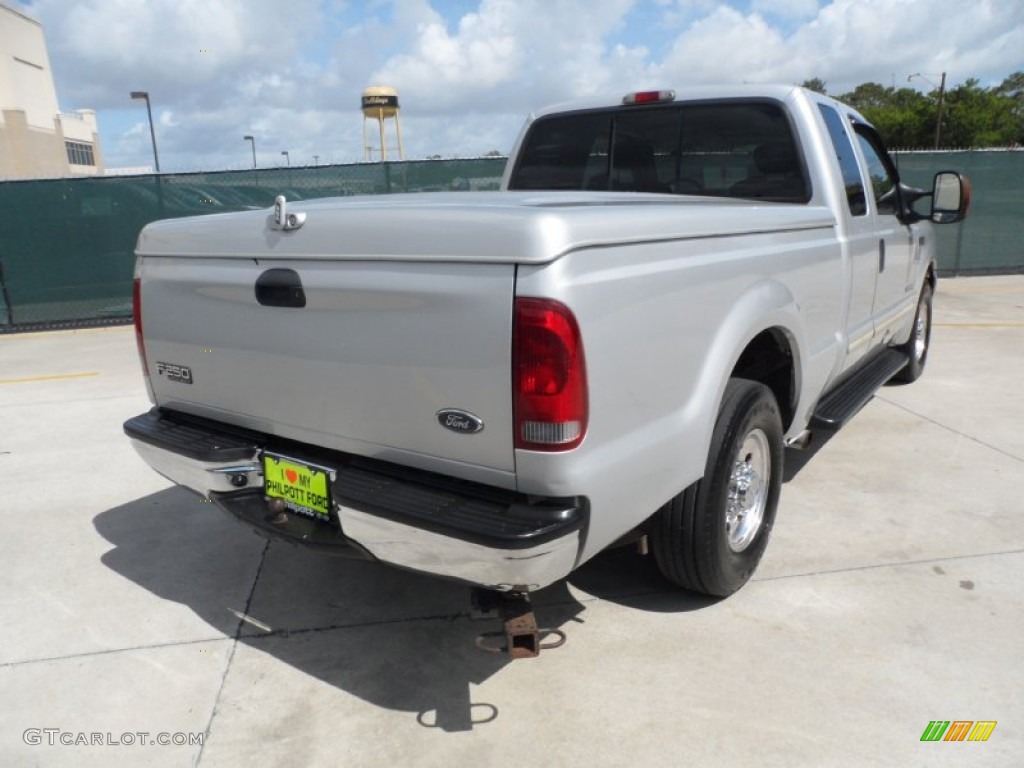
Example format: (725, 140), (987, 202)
(0, 2), (103, 179)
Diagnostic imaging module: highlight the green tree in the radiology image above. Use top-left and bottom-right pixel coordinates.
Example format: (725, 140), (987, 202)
(836, 76), (1023, 149)
(836, 83), (933, 148)
(994, 72), (1024, 145)
(801, 78), (827, 95)
(839, 82), (891, 111)
(943, 78), (1020, 147)
(994, 71), (1024, 101)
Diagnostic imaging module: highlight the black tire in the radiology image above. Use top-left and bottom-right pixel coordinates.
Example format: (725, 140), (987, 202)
(651, 378), (784, 597)
(892, 281), (933, 383)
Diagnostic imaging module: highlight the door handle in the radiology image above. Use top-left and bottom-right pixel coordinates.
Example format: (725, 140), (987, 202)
(255, 268), (306, 308)
(878, 239), (886, 272)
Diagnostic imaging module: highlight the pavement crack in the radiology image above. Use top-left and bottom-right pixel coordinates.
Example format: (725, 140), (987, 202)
(195, 539), (270, 766)
(752, 548), (1024, 583)
(875, 395), (1024, 463)
(0, 636), (232, 669)
(238, 610), (474, 642)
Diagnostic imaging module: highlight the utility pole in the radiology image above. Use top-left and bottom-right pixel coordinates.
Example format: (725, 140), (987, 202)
(908, 72), (947, 149)
(934, 72), (947, 149)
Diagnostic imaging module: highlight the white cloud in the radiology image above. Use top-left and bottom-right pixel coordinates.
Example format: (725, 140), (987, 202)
(787, 0), (1024, 92)
(653, 6), (792, 84)
(14, 0), (1024, 170)
(27, 0), (323, 108)
(750, 0), (820, 20)
(370, 0), (640, 114)
(377, 3), (522, 94)
(656, 0), (724, 30)
(157, 110), (179, 128)
(652, 0), (1024, 94)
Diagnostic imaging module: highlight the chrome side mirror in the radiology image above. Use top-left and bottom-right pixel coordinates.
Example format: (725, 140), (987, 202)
(931, 172), (970, 224)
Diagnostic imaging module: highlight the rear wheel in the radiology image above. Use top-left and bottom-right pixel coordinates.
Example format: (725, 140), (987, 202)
(651, 378), (783, 597)
(892, 281), (933, 383)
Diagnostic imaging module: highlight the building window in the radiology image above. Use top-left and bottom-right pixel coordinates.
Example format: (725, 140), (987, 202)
(65, 141), (95, 167)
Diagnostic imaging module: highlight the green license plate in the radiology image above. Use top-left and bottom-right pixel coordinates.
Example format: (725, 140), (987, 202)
(263, 453), (332, 522)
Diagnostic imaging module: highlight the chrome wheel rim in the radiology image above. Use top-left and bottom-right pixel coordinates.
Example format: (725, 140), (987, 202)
(726, 428), (770, 553)
(913, 296), (930, 362)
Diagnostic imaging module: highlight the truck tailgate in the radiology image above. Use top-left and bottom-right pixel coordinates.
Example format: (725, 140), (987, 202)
(139, 255), (516, 475)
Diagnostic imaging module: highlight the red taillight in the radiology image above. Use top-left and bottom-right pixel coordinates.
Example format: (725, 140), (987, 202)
(513, 298), (588, 451)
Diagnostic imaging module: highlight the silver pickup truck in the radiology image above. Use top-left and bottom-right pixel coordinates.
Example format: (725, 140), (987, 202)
(124, 85), (968, 601)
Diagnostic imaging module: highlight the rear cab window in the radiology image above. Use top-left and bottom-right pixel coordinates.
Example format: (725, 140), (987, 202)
(509, 100), (811, 203)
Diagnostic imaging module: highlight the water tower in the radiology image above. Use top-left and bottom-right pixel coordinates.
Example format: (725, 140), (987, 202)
(361, 86), (404, 162)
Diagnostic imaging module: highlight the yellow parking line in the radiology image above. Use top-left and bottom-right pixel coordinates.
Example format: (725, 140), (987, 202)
(941, 285), (1024, 295)
(934, 322), (1024, 328)
(0, 371), (100, 385)
(0, 325), (131, 340)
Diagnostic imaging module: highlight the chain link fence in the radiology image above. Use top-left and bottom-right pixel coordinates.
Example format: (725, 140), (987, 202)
(0, 152), (1019, 332)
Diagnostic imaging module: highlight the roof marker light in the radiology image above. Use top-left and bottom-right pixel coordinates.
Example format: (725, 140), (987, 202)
(623, 90), (676, 105)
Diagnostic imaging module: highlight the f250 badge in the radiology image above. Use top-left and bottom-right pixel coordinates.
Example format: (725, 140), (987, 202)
(155, 361), (193, 384)
(436, 409), (483, 434)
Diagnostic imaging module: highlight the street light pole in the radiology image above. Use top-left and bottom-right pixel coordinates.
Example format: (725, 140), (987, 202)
(908, 72), (947, 149)
(130, 91), (161, 172)
(281, 150), (290, 166)
(243, 135), (256, 168)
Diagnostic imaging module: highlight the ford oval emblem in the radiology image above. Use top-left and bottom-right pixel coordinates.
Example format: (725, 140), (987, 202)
(437, 409), (484, 434)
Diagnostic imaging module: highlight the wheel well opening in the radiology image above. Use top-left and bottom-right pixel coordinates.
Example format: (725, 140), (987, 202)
(731, 329), (796, 430)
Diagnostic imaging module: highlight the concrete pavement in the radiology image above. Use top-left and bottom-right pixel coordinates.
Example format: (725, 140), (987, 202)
(1, 275), (1022, 767)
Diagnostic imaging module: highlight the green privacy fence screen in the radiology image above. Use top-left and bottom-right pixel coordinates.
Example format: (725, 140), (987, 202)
(895, 150), (1021, 277)
(0, 158), (505, 329)
(0, 152), (1019, 330)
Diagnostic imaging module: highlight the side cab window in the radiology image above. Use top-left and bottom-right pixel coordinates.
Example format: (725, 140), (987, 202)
(817, 104), (866, 216)
(852, 126), (901, 217)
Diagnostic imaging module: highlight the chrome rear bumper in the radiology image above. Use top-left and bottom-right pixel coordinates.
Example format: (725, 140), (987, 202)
(125, 409), (585, 591)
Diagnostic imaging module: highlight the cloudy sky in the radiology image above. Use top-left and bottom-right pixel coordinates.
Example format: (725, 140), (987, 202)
(16, 0), (1024, 172)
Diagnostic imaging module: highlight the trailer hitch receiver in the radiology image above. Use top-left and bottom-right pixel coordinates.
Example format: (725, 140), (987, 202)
(474, 591), (566, 659)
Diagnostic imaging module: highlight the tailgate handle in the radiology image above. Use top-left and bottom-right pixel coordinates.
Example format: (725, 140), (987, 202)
(255, 268), (306, 308)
